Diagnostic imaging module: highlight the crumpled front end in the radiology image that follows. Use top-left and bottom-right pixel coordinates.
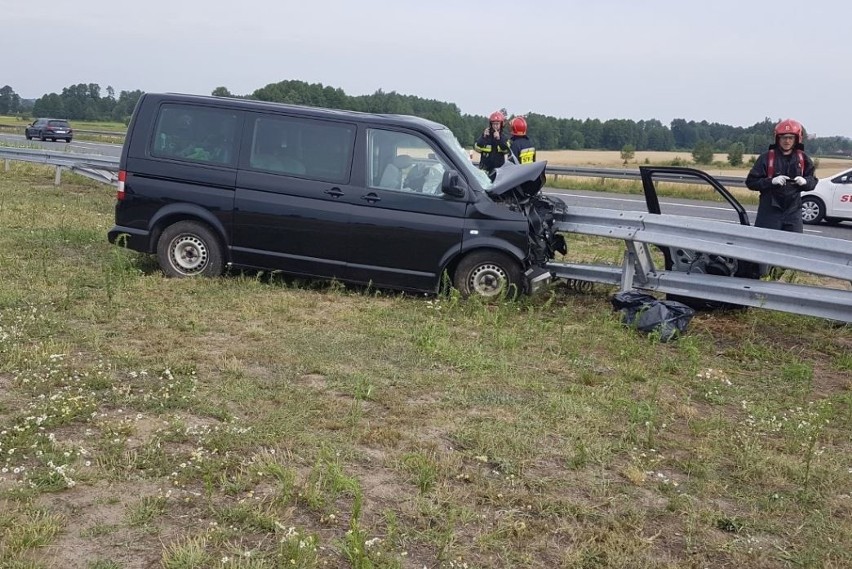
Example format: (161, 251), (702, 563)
(487, 162), (567, 268)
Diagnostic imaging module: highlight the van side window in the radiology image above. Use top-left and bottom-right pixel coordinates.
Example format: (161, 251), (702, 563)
(367, 129), (448, 195)
(248, 116), (355, 183)
(152, 105), (239, 166)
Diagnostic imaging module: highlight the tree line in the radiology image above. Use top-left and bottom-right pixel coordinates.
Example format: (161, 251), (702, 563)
(1, 84), (143, 126)
(3, 81), (850, 156)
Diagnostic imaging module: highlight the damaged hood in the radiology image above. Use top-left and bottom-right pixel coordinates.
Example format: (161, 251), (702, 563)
(486, 161), (547, 199)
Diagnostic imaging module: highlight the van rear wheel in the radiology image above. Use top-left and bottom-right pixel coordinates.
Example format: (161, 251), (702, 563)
(157, 221), (224, 278)
(453, 251), (522, 299)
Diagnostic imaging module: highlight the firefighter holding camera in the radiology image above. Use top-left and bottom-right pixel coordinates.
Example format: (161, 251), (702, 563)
(474, 110), (511, 177)
(746, 119), (817, 233)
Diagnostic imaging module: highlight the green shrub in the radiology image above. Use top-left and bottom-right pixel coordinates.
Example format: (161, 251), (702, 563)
(692, 141), (714, 165)
(727, 142), (745, 166)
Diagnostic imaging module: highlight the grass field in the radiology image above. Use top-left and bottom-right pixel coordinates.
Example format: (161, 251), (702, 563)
(0, 163), (850, 568)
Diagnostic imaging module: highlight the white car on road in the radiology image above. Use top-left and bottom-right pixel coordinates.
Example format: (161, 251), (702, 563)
(802, 167), (852, 225)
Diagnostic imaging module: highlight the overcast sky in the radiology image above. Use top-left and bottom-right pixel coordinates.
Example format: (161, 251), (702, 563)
(4, 0), (850, 138)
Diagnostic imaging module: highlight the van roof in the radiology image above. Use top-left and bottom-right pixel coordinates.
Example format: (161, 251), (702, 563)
(149, 92), (447, 131)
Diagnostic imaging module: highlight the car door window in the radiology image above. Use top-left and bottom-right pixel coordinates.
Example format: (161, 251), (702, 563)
(367, 129), (449, 195)
(247, 116), (355, 183)
(152, 105), (239, 166)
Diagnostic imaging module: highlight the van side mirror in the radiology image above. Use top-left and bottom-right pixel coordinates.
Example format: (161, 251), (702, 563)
(441, 170), (468, 198)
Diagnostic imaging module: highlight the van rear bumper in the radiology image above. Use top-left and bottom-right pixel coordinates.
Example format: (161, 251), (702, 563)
(108, 226), (150, 252)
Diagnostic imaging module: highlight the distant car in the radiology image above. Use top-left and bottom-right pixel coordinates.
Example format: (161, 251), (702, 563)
(802, 167), (852, 225)
(25, 118), (73, 142)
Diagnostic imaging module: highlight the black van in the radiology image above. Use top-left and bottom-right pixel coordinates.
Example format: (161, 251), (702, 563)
(108, 93), (566, 297)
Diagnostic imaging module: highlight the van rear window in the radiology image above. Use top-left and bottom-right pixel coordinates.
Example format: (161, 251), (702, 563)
(152, 105), (239, 166)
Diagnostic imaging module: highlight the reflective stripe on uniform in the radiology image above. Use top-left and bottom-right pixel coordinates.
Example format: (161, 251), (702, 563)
(518, 148), (535, 164)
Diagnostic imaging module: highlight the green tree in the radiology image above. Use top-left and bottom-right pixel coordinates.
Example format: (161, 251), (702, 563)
(692, 141), (715, 165)
(620, 144), (635, 163)
(110, 90), (144, 124)
(646, 125), (674, 151)
(601, 119), (633, 150)
(727, 142), (745, 166)
(211, 86), (233, 97)
(0, 85), (21, 114)
(32, 93), (65, 118)
(581, 119), (603, 148)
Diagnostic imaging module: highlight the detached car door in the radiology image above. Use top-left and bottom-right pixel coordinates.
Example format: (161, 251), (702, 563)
(232, 113), (357, 279)
(341, 128), (469, 292)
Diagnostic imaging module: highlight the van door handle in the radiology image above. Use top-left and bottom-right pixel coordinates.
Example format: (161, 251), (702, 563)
(324, 187), (344, 198)
(361, 192), (381, 203)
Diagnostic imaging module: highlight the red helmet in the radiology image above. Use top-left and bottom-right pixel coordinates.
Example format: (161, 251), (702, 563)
(489, 110), (505, 123)
(510, 116), (527, 136)
(774, 119), (803, 141)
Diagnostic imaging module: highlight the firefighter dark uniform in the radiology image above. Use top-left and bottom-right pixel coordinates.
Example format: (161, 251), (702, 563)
(508, 116), (535, 164)
(474, 111), (510, 175)
(745, 119), (817, 233)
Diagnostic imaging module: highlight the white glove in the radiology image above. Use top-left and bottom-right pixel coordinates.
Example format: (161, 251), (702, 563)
(771, 175), (790, 186)
(793, 176), (807, 186)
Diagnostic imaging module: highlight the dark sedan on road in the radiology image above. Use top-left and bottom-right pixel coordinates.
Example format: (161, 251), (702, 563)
(25, 118), (73, 142)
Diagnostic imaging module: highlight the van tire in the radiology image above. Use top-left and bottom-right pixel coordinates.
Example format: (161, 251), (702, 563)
(453, 251), (522, 299)
(157, 221), (224, 278)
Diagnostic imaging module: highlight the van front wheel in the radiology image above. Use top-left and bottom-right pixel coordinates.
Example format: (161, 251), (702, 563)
(453, 251), (522, 299)
(157, 221), (224, 278)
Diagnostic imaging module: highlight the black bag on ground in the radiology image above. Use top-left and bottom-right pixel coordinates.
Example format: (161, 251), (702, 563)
(611, 291), (696, 342)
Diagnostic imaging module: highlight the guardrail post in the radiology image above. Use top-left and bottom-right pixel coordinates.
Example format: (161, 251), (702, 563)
(4, 159), (8, 172)
(54, 166), (63, 186)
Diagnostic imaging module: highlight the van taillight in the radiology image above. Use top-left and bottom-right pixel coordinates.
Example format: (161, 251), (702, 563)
(117, 170), (126, 200)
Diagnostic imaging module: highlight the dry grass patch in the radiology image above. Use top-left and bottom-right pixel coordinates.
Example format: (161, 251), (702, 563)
(539, 149), (852, 179)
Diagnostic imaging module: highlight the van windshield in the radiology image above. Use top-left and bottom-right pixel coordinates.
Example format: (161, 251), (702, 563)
(434, 128), (492, 191)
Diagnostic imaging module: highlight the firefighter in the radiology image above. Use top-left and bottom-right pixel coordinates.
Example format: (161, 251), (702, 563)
(474, 110), (511, 177)
(508, 116), (536, 164)
(745, 118), (817, 234)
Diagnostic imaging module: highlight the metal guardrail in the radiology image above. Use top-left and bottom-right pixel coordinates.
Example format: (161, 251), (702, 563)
(0, 147), (119, 185)
(546, 165), (747, 187)
(548, 206), (852, 322)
